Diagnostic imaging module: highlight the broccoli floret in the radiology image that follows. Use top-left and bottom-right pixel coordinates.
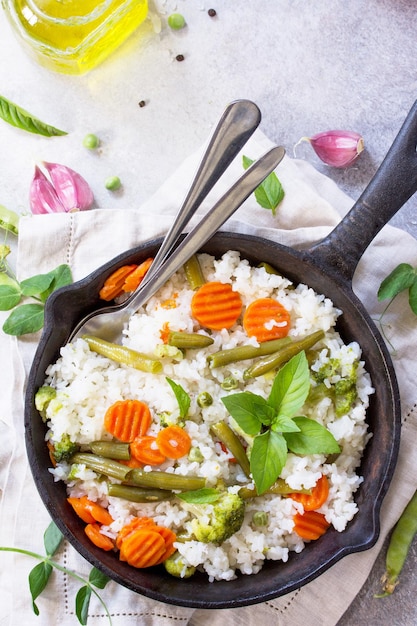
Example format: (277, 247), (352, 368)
(164, 551), (196, 579)
(310, 356), (358, 417)
(52, 434), (80, 463)
(35, 385), (57, 422)
(181, 491), (245, 544)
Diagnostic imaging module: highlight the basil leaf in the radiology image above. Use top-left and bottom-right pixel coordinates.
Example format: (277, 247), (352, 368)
(2, 303), (45, 335)
(20, 273), (55, 297)
(409, 279), (417, 315)
(377, 263), (416, 301)
(75, 585), (91, 626)
(242, 155), (285, 215)
(0, 284), (22, 310)
(250, 430), (288, 494)
(43, 521), (63, 557)
(89, 567), (110, 590)
(39, 264), (73, 301)
(222, 392), (272, 434)
(284, 416), (340, 455)
(28, 561), (53, 615)
(268, 351), (310, 418)
(271, 414), (301, 433)
(0, 94), (67, 137)
(165, 377), (191, 419)
(177, 488), (221, 504)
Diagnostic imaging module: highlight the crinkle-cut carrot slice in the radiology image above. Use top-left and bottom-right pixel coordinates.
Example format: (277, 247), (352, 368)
(115, 517), (156, 550)
(99, 264), (138, 301)
(156, 425), (192, 460)
(67, 496), (113, 525)
(119, 528), (166, 568)
(153, 526), (177, 565)
(290, 475), (329, 511)
(191, 281), (242, 330)
(85, 523), (115, 551)
(130, 436), (167, 466)
(243, 297), (291, 342)
(122, 258), (154, 293)
(293, 510), (330, 540)
(104, 399), (152, 442)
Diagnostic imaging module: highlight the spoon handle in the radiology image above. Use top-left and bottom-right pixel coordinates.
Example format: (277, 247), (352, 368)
(140, 99), (262, 286)
(123, 146), (285, 317)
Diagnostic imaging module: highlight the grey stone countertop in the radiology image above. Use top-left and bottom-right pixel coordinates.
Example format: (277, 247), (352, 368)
(0, 0), (416, 624)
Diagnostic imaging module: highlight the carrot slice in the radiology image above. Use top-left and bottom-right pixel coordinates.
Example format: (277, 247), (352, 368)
(293, 510), (330, 540)
(115, 516), (156, 549)
(156, 425), (192, 460)
(243, 297), (291, 342)
(85, 523), (115, 551)
(160, 321), (171, 344)
(104, 399), (152, 442)
(99, 264), (138, 301)
(130, 436), (167, 465)
(153, 526), (177, 565)
(68, 496), (113, 525)
(119, 528), (166, 568)
(191, 281), (242, 330)
(122, 258), (154, 293)
(290, 475), (329, 511)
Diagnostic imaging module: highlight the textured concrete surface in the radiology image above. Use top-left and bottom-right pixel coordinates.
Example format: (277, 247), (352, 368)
(0, 0), (416, 623)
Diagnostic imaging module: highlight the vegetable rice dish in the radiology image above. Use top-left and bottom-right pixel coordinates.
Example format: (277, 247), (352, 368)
(36, 250), (373, 582)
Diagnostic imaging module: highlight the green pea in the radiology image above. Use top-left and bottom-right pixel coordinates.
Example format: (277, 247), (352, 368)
(168, 13), (186, 30)
(252, 511), (269, 527)
(197, 391), (213, 408)
(83, 133), (100, 149)
(105, 176), (121, 191)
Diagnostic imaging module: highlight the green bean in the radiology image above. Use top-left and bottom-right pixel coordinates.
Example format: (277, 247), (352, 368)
(183, 254), (205, 290)
(89, 440), (130, 460)
(126, 468), (206, 491)
(107, 483), (173, 503)
(83, 335), (163, 374)
(243, 330), (325, 379)
(258, 262), (279, 275)
(208, 336), (292, 368)
(167, 331), (214, 349)
(239, 479), (312, 499)
(377, 490), (417, 596)
(69, 452), (131, 481)
(210, 422), (251, 477)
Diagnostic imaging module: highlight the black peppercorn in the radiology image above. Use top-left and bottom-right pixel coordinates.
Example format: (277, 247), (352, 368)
(208, 8), (217, 17)
(175, 54), (185, 62)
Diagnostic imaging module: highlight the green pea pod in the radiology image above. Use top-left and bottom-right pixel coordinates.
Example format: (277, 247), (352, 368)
(243, 330), (325, 379)
(377, 490), (417, 596)
(83, 335), (163, 374)
(0, 205), (19, 235)
(0, 94), (67, 137)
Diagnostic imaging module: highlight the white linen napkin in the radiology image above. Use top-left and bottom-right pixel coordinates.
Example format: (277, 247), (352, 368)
(0, 129), (416, 626)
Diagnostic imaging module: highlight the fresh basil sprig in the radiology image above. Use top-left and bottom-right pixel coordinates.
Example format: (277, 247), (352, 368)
(222, 351), (340, 494)
(0, 94), (67, 137)
(0, 521), (112, 625)
(0, 263), (72, 335)
(242, 154), (285, 215)
(166, 377), (191, 419)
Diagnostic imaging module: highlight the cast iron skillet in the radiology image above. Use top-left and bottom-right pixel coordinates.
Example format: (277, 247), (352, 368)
(25, 101), (417, 608)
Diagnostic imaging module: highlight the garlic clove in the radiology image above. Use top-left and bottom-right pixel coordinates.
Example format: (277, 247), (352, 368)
(30, 165), (65, 214)
(43, 161), (94, 212)
(298, 130), (365, 168)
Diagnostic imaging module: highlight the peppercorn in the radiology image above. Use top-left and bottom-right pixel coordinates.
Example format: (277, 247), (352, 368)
(208, 8), (217, 17)
(138, 100), (146, 108)
(175, 54), (185, 62)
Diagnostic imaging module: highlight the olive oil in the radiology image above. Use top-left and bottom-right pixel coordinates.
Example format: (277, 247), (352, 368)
(3, 0), (149, 74)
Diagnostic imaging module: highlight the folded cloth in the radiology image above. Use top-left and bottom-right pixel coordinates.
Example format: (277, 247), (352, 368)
(0, 129), (416, 626)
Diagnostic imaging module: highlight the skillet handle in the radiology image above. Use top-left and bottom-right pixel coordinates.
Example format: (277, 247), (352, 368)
(309, 100), (417, 283)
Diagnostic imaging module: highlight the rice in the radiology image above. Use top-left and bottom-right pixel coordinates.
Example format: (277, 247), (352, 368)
(41, 251), (373, 581)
